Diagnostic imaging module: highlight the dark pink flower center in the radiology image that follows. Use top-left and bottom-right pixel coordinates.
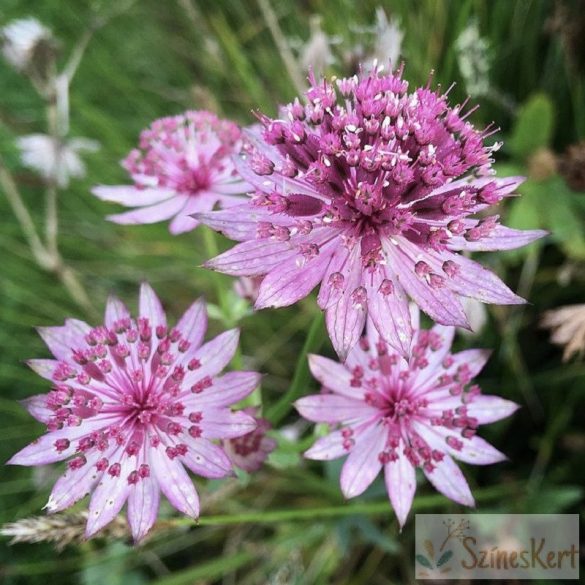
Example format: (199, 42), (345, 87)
(248, 68), (502, 267)
(176, 166), (212, 195)
(346, 333), (483, 471)
(47, 317), (214, 483)
(122, 111), (241, 197)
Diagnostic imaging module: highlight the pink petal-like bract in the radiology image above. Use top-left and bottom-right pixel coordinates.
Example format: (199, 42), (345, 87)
(198, 67), (546, 359)
(8, 284), (260, 542)
(295, 307), (518, 527)
(92, 111), (250, 234)
(233, 276), (264, 304)
(222, 407), (277, 472)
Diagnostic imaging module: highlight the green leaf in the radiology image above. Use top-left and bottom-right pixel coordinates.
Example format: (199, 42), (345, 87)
(509, 93), (555, 159)
(508, 177), (585, 261)
(152, 552), (255, 585)
(504, 188), (544, 263)
(525, 486), (583, 513)
(416, 554), (434, 569)
(437, 550), (454, 567)
(535, 178), (585, 259)
(353, 516), (399, 553)
(507, 188), (543, 232)
(267, 449), (301, 469)
(543, 177), (585, 260)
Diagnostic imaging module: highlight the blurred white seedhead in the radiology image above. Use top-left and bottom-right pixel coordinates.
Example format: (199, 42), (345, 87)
(371, 8), (403, 67)
(1, 17), (55, 73)
(17, 134), (99, 187)
(455, 20), (491, 97)
(299, 15), (339, 74)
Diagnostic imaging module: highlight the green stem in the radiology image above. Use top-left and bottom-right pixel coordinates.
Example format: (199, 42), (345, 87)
(200, 226), (244, 371)
(0, 154), (52, 269)
(153, 551), (256, 585)
(152, 527), (326, 585)
(171, 483), (517, 527)
(201, 227), (228, 310)
(266, 311), (325, 424)
(497, 246), (543, 421)
(256, 0), (306, 96)
(45, 59), (61, 260)
(527, 387), (579, 492)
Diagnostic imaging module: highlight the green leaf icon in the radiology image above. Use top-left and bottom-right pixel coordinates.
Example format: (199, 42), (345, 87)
(437, 550), (453, 567)
(416, 554), (433, 569)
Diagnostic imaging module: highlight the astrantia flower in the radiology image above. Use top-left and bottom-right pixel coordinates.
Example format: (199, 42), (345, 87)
(222, 407), (277, 472)
(197, 67), (546, 359)
(92, 111), (249, 234)
(8, 284), (261, 542)
(295, 308), (518, 527)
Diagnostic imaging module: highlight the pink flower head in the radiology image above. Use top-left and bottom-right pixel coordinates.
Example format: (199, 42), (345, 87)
(8, 284), (261, 542)
(222, 407), (277, 472)
(295, 307), (518, 527)
(197, 67), (546, 359)
(92, 111), (250, 234)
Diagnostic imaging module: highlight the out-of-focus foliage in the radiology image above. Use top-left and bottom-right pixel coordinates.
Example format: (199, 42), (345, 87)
(509, 93), (555, 159)
(1, 1), (584, 583)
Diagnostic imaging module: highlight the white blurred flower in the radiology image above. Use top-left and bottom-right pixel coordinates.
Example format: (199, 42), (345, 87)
(1, 17), (53, 72)
(17, 134), (99, 187)
(299, 15), (338, 74)
(455, 20), (491, 97)
(278, 422), (303, 443)
(371, 8), (403, 67)
(459, 296), (488, 337)
(541, 304), (585, 361)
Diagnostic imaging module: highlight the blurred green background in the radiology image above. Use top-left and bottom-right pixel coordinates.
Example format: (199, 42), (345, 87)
(0, 0), (584, 583)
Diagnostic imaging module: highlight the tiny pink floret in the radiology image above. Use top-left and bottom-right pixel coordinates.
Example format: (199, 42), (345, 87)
(222, 407), (277, 472)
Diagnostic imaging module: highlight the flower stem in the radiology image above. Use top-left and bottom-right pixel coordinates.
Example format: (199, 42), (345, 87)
(45, 59), (61, 259)
(200, 226), (231, 318)
(200, 226), (244, 370)
(256, 0), (306, 96)
(266, 311), (325, 425)
(45, 182), (59, 258)
(171, 482), (517, 527)
(0, 155), (53, 270)
(0, 153), (96, 317)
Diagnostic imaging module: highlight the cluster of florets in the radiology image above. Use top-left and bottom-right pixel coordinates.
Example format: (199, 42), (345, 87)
(222, 407), (277, 472)
(249, 67), (500, 242)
